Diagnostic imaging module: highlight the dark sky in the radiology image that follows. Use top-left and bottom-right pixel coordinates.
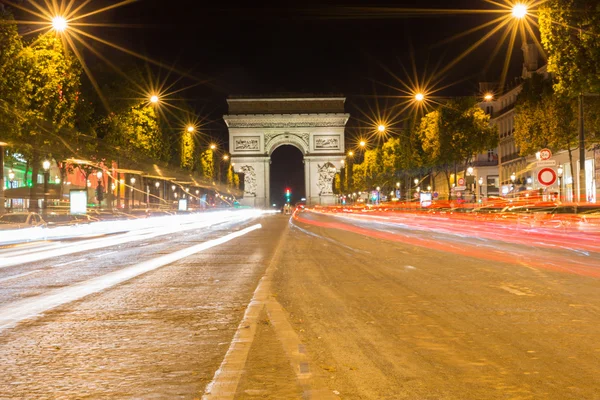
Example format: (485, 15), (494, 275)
(110, 0), (526, 121)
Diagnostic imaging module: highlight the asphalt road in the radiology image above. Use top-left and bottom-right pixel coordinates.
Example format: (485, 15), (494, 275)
(1, 210), (599, 399)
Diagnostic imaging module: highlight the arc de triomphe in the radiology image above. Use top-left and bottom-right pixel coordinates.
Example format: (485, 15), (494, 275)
(225, 96), (349, 207)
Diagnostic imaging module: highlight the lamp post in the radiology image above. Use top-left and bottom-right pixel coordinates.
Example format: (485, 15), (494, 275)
(0, 141), (6, 215)
(478, 177), (484, 203)
(376, 186), (380, 205)
(130, 177), (136, 208)
(8, 169), (14, 209)
(557, 166), (563, 202)
(42, 160), (50, 215)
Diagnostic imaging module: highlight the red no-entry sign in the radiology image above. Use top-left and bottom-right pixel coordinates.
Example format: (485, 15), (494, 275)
(538, 167), (557, 186)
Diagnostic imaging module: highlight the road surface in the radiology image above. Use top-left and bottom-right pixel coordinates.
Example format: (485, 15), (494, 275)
(1, 210), (599, 399)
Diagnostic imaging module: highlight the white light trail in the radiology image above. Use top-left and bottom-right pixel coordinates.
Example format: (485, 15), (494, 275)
(0, 210), (264, 269)
(0, 224), (262, 332)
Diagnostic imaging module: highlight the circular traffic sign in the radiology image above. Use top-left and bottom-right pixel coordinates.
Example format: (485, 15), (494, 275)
(538, 167), (557, 186)
(457, 177), (465, 186)
(433, 191), (439, 198)
(413, 192), (419, 199)
(539, 148), (552, 160)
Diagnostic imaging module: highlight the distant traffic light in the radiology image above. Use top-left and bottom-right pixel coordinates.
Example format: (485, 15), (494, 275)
(285, 188), (291, 203)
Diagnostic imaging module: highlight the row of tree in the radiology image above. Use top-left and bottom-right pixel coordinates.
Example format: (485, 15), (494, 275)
(336, 98), (497, 197)
(0, 9), (237, 197)
(336, 0), (600, 198)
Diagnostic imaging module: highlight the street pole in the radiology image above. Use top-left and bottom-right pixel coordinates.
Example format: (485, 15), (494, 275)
(43, 170), (49, 215)
(0, 144), (5, 215)
(578, 93), (586, 203)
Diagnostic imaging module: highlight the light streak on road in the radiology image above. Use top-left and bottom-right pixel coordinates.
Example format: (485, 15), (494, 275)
(0, 224), (262, 332)
(0, 210), (264, 246)
(0, 210), (264, 269)
(294, 211), (600, 278)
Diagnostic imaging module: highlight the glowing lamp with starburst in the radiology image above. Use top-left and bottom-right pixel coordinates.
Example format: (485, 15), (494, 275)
(150, 95), (159, 104)
(52, 16), (67, 32)
(512, 4), (527, 19)
(415, 93), (425, 102)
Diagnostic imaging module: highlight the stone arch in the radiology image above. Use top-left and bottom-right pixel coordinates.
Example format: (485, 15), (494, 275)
(265, 133), (309, 156)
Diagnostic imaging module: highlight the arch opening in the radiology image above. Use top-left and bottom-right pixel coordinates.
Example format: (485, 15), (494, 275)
(269, 145), (305, 207)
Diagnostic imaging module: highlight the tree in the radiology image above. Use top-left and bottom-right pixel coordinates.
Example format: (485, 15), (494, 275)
(200, 149), (214, 182)
(539, 0), (600, 95)
(103, 104), (165, 166)
(514, 74), (580, 181)
(417, 98), (497, 194)
(180, 129), (195, 171)
(0, 9), (28, 143)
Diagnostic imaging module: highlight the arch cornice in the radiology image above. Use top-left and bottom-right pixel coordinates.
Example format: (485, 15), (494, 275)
(224, 113), (349, 129)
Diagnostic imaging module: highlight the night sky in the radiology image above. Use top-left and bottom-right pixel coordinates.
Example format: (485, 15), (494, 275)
(10, 0), (529, 204)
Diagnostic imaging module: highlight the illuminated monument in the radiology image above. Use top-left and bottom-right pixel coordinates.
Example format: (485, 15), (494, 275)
(225, 96), (349, 207)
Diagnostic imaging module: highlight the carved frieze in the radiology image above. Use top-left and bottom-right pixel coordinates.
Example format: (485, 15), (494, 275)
(240, 165), (257, 196)
(314, 135), (340, 150)
(317, 162), (337, 196)
(234, 136), (260, 151)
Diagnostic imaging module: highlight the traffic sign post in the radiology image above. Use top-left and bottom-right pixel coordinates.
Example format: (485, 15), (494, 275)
(539, 148), (552, 160)
(538, 167), (557, 187)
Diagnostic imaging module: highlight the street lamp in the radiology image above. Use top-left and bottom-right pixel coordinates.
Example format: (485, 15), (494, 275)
(130, 177), (136, 208)
(96, 170), (103, 180)
(155, 181), (160, 188)
(378, 124), (386, 133)
(210, 144), (216, 150)
(467, 166), (474, 176)
(478, 177), (484, 202)
(512, 4), (527, 19)
(150, 95), (159, 104)
(376, 186), (381, 204)
(484, 93), (494, 101)
(414, 178), (419, 185)
(359, 140), (366, 148)
(415, 93), (425, 102)
(42, 160), (50, 214)
(8, 169), (14, 209)
(52, 16), (68, 32)
(557, 167), (563, 201)
(223, 155), (229, 161)
(348, 151), (354, 157)
(341, 159), (345, 165)
(187, 125), (195, 133)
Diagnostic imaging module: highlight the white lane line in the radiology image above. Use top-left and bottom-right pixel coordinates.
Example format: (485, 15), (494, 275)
(0, 270), (42, 284)
(53, 258), (87, 267)
(93, 251), (118, 258)
(0, 224), (262, 333)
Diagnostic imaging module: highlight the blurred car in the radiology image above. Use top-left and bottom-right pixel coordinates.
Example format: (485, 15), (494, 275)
(0, 212), (46, 229)
(44, 213), (98, 227)
(87, 209), (139, 221)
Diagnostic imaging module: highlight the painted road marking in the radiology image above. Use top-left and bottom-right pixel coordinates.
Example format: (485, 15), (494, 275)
(0, 224), (262, 332)
(54, 258), (87, 267)
(93, 251), (118, 258)
(0, 270), (42, 283)
(204, 224), (338, 400)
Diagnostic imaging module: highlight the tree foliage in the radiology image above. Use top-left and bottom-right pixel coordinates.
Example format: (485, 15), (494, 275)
(200, 149), (214, 181)
(539, 0), (600, 95)
(417, 98), (497, 192)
